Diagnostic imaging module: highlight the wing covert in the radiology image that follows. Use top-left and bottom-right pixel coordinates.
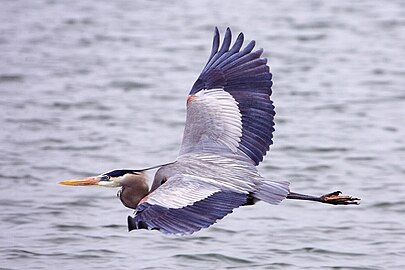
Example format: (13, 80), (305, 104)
(180, 88), (242, 155)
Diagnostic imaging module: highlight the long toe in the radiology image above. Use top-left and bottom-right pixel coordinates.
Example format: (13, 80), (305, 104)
(320, 191), (360, 205)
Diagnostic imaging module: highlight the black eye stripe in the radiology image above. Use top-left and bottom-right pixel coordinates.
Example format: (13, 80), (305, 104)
(104, 169), (141, 178)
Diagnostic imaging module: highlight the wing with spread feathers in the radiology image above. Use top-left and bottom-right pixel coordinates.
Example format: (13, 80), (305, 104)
(180, 28), (275, 165)
(128, 174), (247, 235)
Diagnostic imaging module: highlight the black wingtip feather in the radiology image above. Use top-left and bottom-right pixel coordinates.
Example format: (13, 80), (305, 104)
(128, 216), (137, 231)
(208, 27), (220, 63)
(219, 28), (232, 53)
(229, 32), (244, 53)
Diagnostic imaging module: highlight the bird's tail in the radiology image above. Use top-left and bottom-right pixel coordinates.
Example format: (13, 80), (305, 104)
(254, 180), (290, 205)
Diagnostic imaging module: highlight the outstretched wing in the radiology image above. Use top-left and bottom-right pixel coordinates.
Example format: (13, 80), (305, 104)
(179, 27), (275, 165)
(127, 174), (247, 235)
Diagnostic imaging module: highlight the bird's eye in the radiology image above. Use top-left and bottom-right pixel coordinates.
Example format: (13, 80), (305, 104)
(100, 175), (110, 181)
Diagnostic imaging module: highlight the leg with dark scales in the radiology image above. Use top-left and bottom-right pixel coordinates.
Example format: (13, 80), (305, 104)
(287, 191), (360, 205)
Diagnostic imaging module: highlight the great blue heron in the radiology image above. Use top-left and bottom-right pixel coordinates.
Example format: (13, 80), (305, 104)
(59, 28), (359, 235)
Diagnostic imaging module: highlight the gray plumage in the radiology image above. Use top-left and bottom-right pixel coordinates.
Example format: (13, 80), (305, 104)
(59, 27), (360, 236)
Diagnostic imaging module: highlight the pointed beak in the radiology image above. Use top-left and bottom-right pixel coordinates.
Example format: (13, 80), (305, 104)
(58, 176), (100, 186)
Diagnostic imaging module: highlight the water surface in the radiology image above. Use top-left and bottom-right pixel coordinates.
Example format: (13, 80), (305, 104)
(2, 0), (405, 269)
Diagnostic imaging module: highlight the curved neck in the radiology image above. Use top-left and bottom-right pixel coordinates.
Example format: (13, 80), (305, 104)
(118, 173), (150, 209)
(119, 185), (149, 209)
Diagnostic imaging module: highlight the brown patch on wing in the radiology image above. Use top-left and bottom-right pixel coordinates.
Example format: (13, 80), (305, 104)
(186, 95), (197, 105)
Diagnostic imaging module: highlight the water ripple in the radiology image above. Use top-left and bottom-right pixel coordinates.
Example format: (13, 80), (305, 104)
(2, 1), (405, 270)
(173, 253), (254, 264)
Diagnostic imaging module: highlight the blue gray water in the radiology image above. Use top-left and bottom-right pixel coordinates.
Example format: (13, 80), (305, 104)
(2, 0), (405, 269)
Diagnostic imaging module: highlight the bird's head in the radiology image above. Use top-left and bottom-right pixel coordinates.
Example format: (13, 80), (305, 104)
(58, 169), (145, 188)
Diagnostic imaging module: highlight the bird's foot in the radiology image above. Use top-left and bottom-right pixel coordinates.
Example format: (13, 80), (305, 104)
(319, 191), (360, 205)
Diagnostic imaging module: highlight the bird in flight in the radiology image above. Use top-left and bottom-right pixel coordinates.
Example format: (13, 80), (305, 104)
(59, 27), (359, 235)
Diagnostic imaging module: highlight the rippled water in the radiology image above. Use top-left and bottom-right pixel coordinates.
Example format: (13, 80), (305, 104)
(2, 0), (405, 269)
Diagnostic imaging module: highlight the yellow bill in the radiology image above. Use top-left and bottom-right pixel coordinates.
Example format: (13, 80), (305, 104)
(58, 177), (100, 186)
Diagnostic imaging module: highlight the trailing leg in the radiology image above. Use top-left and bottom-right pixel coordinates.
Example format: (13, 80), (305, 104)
(287, 191), (360, 205)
